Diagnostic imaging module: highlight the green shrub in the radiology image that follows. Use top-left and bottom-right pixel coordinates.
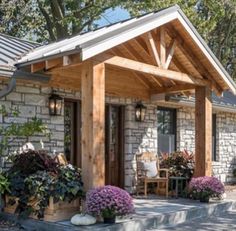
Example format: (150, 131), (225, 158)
(160, 150), (195, 179)
(6, 150), (84, 219)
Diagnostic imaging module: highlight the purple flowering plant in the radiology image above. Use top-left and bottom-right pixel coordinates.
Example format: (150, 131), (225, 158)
(86, 185), (134, 218)
(189, 176), (224, 199)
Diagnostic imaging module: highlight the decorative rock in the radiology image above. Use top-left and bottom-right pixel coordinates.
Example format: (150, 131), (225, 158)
(71, 214), (96, 226)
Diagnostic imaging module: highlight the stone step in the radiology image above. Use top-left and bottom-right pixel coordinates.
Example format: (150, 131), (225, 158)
(0, 200), (235, 231)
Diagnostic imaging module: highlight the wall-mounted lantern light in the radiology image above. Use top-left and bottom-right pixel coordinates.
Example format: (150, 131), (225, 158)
(135, 101), (146, 122)
(49, 92), (63, 116)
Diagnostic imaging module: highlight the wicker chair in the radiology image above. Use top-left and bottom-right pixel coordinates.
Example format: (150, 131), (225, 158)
(136, 152), (169, 197)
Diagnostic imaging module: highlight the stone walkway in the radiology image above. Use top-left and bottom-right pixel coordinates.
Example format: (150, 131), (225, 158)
(149, 191), (236, 231)
(1, 191), (236, 231)
(150, 210), (236, 231)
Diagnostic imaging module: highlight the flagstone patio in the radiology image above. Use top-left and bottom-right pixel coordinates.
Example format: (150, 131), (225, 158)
(1, 196), (235, 231)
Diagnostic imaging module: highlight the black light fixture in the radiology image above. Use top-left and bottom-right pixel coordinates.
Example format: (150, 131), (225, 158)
(135, 101), (146, 122)
(49, 92), (63, 116)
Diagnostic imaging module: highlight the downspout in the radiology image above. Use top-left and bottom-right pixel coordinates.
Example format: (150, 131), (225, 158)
(0, 77), (16, 99)
(0, 69), (50, 99)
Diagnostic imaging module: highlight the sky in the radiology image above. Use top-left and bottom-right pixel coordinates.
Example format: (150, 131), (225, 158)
(96, 7), (130, 27)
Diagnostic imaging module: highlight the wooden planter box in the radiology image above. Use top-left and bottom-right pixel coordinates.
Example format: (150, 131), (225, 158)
(4, 196), (80, 222)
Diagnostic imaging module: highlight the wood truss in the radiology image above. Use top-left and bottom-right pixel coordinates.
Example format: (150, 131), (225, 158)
(28, 25), (223, 99)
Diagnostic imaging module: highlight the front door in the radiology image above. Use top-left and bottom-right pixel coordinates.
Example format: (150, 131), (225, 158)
(105, 105), (124, 188)
(64, 100), (81, 167)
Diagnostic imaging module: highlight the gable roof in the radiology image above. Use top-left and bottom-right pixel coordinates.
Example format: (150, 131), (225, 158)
(0, 33), (39, 77)
(16, 5), (236, 94)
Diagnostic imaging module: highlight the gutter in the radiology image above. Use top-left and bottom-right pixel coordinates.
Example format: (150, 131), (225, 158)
(0, 70), (50, 99)
(0, 77), (16, 98)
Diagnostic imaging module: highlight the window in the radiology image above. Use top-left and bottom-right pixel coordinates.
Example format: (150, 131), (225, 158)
(157, 107), (176, 153)
(212, 114), (217, 161)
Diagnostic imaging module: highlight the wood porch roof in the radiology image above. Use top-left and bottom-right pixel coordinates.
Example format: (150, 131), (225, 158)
(15, 5), (236, 99)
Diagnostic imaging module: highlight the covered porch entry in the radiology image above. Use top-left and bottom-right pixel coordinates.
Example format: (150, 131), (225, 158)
(16, 6), (236, 192)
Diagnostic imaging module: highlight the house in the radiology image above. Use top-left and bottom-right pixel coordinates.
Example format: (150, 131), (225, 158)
(1, 5), (236, 193)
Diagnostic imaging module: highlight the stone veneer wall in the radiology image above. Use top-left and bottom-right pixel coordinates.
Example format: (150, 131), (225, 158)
(0, 81), (158, 192)
(176, 107), (195, 152)
(124, 102), (158, 192)
(1, 79), (236, 190)
(0, 81), (80, 169)
(176, 106), (236, 183)
(214, 112), (236, 182)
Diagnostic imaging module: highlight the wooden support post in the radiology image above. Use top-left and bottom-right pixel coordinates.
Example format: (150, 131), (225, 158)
(160, 27), (166, 68)
(195, 86), (212, 177)
(81, 59), (105, 191)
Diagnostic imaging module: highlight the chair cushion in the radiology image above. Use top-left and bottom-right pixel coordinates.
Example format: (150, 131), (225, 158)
(142, 161), (158, 178)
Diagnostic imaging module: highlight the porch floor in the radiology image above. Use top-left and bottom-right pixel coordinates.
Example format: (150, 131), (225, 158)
(1, 196), (235, 231)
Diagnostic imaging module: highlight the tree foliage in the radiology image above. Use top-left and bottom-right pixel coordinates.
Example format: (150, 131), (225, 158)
(0, 0), (121, 42)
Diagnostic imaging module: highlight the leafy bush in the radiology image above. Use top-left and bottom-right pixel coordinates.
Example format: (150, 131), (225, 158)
(8, 150), (58, 175)
(6, 150), (84, 219)
(0, 172), (10, 195)
(0, 105), (50, 157)
(160, 150), (194, 179)
(86, 185), (134, 218)
(188, 176), (225, 200)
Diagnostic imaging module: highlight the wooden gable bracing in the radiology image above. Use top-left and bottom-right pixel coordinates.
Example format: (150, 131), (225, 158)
(21, 24), (224, 100)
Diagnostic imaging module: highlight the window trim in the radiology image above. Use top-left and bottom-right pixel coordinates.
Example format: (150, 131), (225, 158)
(212, 113), (217, 161)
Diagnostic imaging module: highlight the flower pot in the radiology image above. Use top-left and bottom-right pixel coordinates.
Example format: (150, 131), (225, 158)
(199, 197), (209, 203)
(4, 195), (80, 221)
(103, 216), (116, 224)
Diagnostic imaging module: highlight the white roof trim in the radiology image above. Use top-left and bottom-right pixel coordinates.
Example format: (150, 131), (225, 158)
(80, 11), (178, 60)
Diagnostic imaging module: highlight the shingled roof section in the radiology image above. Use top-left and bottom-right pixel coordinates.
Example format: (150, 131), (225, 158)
(0, 33), (39, 77)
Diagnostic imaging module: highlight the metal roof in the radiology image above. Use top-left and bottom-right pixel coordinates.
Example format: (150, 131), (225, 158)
(0, 33), (39, 77)
(16, 6), (178, 65)
(170, 91), (236, 113)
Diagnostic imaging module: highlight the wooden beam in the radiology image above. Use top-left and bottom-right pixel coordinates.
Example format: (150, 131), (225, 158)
(31, 62), (45, 73)
(165, 25), (223, 96)
(195, 86), (212, 177)
(45, 58), (62, 70)
(160, 27), (166, 67)
(164, 39), (177, 69)
(129, 39), (155, 65)
(151, 83), (195, 94)
(81, 59), (105, 191)
(63, 54), (81, 67)
(100, 55), (208, 86)
(123, 42), (163, 87)
(146, 32), (161, 67)
(111, 46), (151, 89)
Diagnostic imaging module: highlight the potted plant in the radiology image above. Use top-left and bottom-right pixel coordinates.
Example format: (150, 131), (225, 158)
(4, 150), (84, 221)
(188, 176), (224, 202)
(86, 185), (134, 224)
(160, 150), (195, 179)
